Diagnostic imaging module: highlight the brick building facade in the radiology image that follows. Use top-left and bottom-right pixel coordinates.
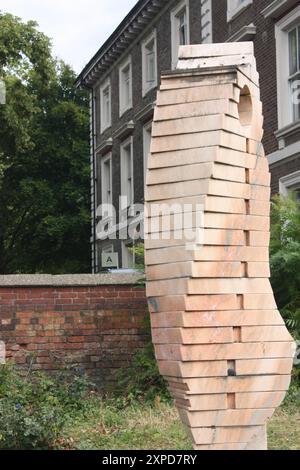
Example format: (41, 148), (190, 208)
(212, 0), (300, 196)
(77, 0), (300, 271)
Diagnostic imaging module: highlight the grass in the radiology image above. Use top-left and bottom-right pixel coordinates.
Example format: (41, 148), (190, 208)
(60, 390), (300, 451)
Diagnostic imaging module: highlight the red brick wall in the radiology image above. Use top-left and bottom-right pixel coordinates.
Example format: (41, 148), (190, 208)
(0, 284), (149, 385)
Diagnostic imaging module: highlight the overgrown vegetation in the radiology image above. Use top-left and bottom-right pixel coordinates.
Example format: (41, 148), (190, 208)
(0, 364), (96, 449)
(115, 342), (170, 403)
(1, 363), (299, 450)
(270, 193), (300, 340)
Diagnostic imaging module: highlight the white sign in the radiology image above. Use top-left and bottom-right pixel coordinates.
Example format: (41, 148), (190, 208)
(101, 252), (119, 268)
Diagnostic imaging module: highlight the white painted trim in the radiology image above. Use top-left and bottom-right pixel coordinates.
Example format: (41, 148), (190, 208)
(91, 1), (175, 90)
(275, 6), (300, 129)
(227, 0), (253, 22)
(262, 0), (299, 19)
(227, 23), (256, 42)
(121, 241), (134, 269)
(171, 0), (190, 69)
(100, 77), (111, 133)
(142, 29), (158, 97)
(119, 55), (132, 117)
(201, 0), (212, 44)
(268, 140), (300, 165)
(102, 243), (114, 254)
(143, 121), (152, 184)
(279, 170), (300, 195)
(100, 152), (113, 207)
(120, 136), (134, 208)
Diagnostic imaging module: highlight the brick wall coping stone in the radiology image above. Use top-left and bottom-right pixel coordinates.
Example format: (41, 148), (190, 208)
(0, 273), (144, 287)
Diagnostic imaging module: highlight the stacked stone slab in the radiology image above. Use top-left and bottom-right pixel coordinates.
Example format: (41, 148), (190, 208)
(144, 42), (296, 451)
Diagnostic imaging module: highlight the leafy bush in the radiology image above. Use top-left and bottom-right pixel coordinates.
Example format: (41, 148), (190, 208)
(129, 242), (145, 271)
(114, 315), (170, 403)
(115, 342), (170, 404)
(0, 364), (95, 449)
(270, 193), (300, 338)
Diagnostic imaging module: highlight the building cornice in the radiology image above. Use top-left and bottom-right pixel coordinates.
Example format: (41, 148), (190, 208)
(95, 138), (113, 156)
(262, 0), (299, 19)
(135, 101), (156, 123)
(76, 0), (168, 89)
(227, 23), (256, 42)
(113, 120), (135, 140)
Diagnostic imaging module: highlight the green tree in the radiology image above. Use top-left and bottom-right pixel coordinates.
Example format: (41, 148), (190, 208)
(0, 12), (90, 273)
(270, 193), (300, 337)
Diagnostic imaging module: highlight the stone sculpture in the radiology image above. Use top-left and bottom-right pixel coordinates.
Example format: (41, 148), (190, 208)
(144, 42), (296, 450)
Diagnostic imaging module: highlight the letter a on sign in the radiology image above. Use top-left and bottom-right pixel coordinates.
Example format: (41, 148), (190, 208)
(102, 252), (119, 268)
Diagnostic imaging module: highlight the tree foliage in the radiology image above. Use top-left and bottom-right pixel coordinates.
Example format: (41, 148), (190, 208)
(0, 12), (90, 273)
(270, 193), (300, 337)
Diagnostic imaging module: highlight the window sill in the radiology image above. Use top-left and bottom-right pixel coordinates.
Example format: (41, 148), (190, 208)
(227, 23), (256, 42)
(142, 83), (157, 98)
(119, 105), (132, 118)
(275, 119), (300, 148)
(100, 123), (111, 135)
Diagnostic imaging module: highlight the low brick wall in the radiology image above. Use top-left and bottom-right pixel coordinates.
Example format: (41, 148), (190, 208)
(0, 274), (149, 385)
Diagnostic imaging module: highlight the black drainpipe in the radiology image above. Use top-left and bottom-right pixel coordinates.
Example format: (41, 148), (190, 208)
(84, 84), (97, 273)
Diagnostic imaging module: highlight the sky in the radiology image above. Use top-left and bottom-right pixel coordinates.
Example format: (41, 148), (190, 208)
(0, 0), (138, 73)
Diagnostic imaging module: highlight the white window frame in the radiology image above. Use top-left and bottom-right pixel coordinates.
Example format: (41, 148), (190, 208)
(279, 170), (300, 196)
(275, 6), (300, 130)
(120, 136), (134, 208)
(171, 0), (190, 69)
(122, 241), (134, 269)
(201, 0), (213, 44)
(100, 78), (111, 133)
(143, 121), (152, 184)
(142, 30), (158, 97)
(119, 56), (132, 116)
(101, 152), (112, 207)
(227, 0), (253, 22)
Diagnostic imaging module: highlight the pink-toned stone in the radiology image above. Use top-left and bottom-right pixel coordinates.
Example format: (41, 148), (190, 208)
(152, 327), (234, 345)
(151, 310), (285, 328)
(158, 360), (228, 378)
(145, 43), (295, 451)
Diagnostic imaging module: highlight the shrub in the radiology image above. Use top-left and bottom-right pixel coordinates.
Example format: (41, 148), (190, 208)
(114, 315), (170, 403)
(0, 364), (95, 449)
(115, 342), (170, 404)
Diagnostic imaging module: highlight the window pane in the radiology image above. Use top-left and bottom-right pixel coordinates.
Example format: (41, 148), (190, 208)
(289, 28), (298, 75)
(147, 50), (155, 82)
(178, 11), (187, 46)
(122, 65), (131, 108)
(103, 88), (110, 124)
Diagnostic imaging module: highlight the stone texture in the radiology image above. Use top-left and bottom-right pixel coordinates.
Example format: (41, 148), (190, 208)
(145, 43), (295, 451)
